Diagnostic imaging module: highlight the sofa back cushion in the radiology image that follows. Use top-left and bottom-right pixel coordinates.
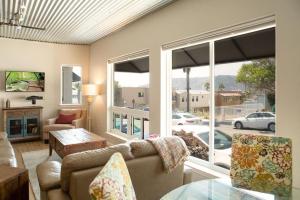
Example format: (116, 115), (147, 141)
(129, 140), (157, 158)
(69, 155), (184, 200)
(61, 143), (134, 191)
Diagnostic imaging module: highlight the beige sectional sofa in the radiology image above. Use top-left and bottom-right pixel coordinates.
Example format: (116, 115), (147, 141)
(0, 132), (17, 167)
(37, 140), (192, 200)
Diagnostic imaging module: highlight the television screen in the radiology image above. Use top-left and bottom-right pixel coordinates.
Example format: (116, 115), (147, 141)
(5, 71), (45, 92)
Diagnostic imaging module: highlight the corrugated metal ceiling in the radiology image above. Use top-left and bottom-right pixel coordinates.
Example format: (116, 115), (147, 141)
(0, 0), (173, 44)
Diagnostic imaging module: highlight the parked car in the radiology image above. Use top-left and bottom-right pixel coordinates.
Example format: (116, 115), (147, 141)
(172, 113), (201, 125)
(232, 112), (275, 132)
(172, 125), (232, 169)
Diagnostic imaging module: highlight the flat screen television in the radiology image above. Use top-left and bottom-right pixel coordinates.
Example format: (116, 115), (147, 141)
(5, 71), (45, 92)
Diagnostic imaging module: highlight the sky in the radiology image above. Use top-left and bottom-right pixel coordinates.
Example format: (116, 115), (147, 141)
(114, 61), (250, 87)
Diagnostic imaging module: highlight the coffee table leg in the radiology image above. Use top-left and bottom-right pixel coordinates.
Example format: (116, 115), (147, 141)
(49, 143), (52, 156)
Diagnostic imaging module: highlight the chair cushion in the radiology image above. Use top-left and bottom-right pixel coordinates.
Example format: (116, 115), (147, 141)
(230, 133), (292, 194)
(89, 152), (136, 200)
(43, 124), (75, 133)
(55, 114), (76, 124)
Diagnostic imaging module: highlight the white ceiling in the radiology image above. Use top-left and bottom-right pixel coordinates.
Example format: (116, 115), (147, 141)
(0, 0), (173, 44)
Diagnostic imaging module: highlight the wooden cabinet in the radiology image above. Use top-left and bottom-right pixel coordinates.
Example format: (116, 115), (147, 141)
(3, 106), (43, 141)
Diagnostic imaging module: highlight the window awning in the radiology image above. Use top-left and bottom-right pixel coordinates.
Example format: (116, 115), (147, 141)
(72, 72), (81, 82)
(172, 27), (275, 69)
(114, 57), (149, 73)
(114, 27), (275, 73)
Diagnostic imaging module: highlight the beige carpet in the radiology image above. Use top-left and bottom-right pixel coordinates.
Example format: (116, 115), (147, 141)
(22, 149), (61, 200)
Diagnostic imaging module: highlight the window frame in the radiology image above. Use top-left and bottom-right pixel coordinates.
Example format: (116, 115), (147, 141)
(107, 50), (150, 139)
(161, 17), (276, 174)
(60, 65), (83, 106)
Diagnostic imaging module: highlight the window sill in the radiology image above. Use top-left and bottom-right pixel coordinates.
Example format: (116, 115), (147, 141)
(106, 131), (130, 142)
(185, 161), (229, 179)
(105, 131), (140, 144)
(59, 104), (83, 107)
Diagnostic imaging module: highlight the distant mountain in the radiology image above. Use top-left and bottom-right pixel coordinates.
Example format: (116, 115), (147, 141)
(172, 75), (245, 91)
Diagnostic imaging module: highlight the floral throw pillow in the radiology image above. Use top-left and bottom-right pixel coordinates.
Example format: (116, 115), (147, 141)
(230, 133), (292, 195)
(89, 152), (136, 200)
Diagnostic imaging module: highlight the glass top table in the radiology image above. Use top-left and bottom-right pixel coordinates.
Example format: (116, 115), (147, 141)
(161, 178), (300, 200)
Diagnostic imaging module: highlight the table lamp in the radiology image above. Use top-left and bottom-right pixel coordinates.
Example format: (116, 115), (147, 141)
(82, 84), (98, 131)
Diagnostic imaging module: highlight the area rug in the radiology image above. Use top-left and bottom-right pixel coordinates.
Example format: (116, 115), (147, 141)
(22, 149), (62, 200)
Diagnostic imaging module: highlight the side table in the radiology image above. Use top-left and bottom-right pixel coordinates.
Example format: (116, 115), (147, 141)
(0, 165), (29, 200)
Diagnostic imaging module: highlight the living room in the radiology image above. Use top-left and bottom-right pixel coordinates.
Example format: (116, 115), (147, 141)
(0, 0), (300, 200)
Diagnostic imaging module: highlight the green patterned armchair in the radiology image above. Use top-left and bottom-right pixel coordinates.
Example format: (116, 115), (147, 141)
(230, 133), (292, 195)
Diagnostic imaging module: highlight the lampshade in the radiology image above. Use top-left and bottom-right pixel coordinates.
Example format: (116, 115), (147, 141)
(82, 84), (98, 96)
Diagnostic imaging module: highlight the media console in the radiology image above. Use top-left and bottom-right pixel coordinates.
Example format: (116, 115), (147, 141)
(3, 106), (43, 142)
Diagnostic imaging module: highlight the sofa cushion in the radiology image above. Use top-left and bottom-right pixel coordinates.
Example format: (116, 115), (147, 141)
(48, 189), (71, 200)
(0, 132), (7, 140)
(61, 143), (134, 192)
(55, 114), (76, 124)
(129, 140), (157, 158)
(0, 139), (17, 167)
(36, 161), (61, 191)
(128, 155), (184, 200)
(89, 152), (136, 200)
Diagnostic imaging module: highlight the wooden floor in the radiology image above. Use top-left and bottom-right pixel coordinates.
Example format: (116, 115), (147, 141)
(12, 140), (48, 200)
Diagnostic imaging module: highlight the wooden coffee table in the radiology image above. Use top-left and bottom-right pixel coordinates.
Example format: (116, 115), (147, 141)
(49, 128), (107, 158)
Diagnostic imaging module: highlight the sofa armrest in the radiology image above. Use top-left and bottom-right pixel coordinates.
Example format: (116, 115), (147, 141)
(183, 166), (193, 184)
(72, 118), (85, 128)
(37, 161), (61, 191)
(46, 118), (58, 125)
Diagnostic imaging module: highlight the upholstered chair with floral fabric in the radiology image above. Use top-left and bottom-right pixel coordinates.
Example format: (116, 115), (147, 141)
(230, 133), (292, 195)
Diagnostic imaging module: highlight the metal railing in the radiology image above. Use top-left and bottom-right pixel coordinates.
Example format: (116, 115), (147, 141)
(111, 106), (150, 139)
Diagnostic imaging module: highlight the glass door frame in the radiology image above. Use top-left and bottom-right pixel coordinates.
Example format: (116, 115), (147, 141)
(24, 116), (39, 136)
(7, 117), (24, 138)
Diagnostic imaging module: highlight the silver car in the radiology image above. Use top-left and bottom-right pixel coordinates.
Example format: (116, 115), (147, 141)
(232, 112), (275, 132)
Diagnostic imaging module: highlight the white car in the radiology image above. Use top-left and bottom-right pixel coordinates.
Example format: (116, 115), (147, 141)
(172, 125), (232, 169)
(172, 113), (201, 125)
(232, 112), (275, 132)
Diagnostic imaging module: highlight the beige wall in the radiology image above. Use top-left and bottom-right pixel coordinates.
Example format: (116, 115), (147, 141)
(90, 0), (300, 186)
(0, 38), (90, 128)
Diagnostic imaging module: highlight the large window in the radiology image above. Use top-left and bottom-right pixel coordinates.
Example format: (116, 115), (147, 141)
(172, 42), (210, 163)
(110, 56), (150, 139)
(169, 26), (275, 171)
(61, 66), (82, 105)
